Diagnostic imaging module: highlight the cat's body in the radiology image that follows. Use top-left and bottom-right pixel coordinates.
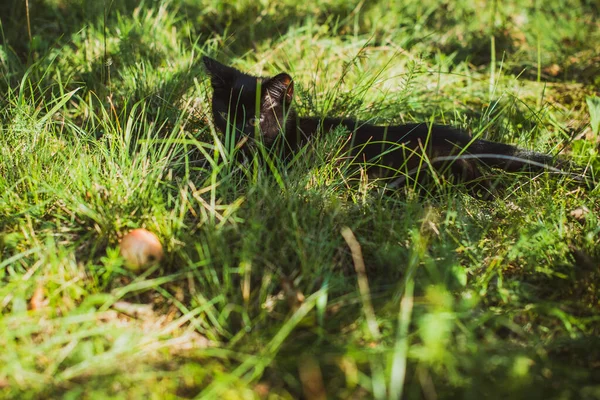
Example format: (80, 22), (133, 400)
(202, 56), (567, 188)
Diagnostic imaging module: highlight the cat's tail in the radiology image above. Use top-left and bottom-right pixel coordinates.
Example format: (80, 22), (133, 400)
(464, 139), (591, 184)
(467, 140), (554, 171)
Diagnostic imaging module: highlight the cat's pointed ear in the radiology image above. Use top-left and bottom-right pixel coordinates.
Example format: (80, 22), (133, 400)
(265, 73), (294, 104)
(202, 56), (237, 90)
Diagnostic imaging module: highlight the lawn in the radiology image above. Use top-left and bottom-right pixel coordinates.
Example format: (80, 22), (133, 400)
(1, 0), (599, 398)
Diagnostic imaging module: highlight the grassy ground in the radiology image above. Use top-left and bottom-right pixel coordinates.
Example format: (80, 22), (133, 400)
(1, 0), (600, 398)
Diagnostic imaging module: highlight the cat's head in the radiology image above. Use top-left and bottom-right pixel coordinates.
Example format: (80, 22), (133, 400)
(202, 56), (295, 147)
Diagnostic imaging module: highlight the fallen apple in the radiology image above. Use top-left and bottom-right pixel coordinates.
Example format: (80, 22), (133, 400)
(120, 228), (163, 271)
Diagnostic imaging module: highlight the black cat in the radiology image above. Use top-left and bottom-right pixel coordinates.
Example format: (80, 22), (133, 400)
(202, 56), (573, 190)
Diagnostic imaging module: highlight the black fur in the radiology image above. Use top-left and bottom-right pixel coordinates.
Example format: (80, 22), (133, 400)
(203, 56), (577, 189)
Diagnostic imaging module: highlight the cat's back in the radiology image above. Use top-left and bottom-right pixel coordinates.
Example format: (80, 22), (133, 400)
(353, 122), (472, 147)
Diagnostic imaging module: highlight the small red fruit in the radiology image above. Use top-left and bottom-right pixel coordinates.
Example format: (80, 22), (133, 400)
(120, 228), (163, 271)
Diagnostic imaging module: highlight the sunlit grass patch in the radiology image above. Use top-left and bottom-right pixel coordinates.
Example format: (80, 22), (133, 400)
(0, 0), (599, 398)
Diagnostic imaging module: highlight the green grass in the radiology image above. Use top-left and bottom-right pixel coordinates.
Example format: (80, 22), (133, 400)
(1, 0), (600, 398)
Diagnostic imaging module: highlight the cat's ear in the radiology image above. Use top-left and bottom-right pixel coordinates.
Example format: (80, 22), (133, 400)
(202, 56), (237, 90)
(264, 73), (294, 105)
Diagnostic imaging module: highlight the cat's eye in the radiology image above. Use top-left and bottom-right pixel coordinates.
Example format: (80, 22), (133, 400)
(248, 117), (260, 127)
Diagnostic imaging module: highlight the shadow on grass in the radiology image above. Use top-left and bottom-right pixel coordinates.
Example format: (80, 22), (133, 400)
(0, 0), (370, 84)
(0, 0), (377, 136)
